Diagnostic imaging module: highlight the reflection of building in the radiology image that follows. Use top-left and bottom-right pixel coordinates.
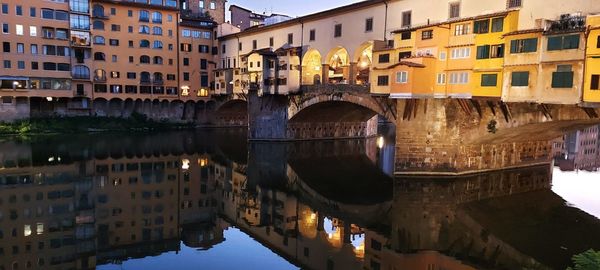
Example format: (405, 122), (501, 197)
(553, 124), (600, 171)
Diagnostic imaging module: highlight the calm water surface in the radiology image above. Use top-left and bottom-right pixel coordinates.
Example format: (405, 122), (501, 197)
(0, 128), (599, 270)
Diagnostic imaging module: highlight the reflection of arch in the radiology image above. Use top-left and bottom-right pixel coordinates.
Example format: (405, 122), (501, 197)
(94, 98), (108, 116)
(302, 48), (323, 85)
(108, 98), (123, 117)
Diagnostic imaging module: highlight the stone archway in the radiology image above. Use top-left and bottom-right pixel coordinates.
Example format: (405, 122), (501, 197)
(214, 99), (248, 126)
(353, 42), (373, 86)
(302, 48), (323, 85)
(325, 47), (350, 84)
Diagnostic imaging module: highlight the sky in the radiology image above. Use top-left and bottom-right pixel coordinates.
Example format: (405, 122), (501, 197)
(225, 0), (364, 21)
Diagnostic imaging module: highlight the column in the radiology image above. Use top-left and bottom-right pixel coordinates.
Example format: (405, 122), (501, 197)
(322, 64), (330, 84)
(349, 62), (358, 85)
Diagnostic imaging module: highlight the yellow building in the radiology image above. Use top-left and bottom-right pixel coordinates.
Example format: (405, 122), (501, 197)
(584, 15), (600, 104)
(473, 11), (519, 98)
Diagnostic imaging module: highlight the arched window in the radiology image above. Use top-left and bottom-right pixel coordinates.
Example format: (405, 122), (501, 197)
(152, 12), (162, 23)
(140, 55), (150, 64)
(153, 72), (163, 83)
(139, 25), (150, 34)
(94, 69), (106, 81)
(140, 72), (151, 83)
(139, 10), (149, 22)
(152, 26), (162, 35)
(153, 56), (163, 65)
(139, 39), (150, 48)
(153, 40), (163, 49)
(93, 20), (104, 30)
(72, 65), (90, 79)
(93, 52), (105, 61)
(93, 36), (105, 45)
(92, 4), (105, 18)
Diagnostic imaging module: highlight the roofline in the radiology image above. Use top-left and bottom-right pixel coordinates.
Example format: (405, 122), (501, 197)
(220, 0), (397, 41)
(229, 4), (253, 13)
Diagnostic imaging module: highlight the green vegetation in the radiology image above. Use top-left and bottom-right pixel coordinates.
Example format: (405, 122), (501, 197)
(567, 250), (600, 270)
(0, 113), (195, 136)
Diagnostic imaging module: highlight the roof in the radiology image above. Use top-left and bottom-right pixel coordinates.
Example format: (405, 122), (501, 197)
(220, 0), (398, 40)
(503, 28), (545, 36)
(391, 10), (511, 33)
(372, 61), (426, 70)
(229, 4), (253, 13)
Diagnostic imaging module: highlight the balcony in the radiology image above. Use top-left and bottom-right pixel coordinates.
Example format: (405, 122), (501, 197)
(140, 79), (152, 85)
(153, 79), (164, 85)
(94, 76), (106, 83)
(544, 14), (586, 34)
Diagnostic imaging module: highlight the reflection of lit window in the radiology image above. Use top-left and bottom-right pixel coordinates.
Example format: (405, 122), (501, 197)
(181, 86), (190, 96)
(198, 157), (208, 167)
(113, 178), (121, 186)
(36, 223), (44, 235)
(181, 159), (190, 170)
(24, 225), (32, 236)
(198, 88), (209, 97)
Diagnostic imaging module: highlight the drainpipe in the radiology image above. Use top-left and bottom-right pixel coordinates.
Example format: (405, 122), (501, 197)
(582, 25), (591, 105)
(383, 1), (389, 41)
(176, 13), (181, 100)
(300, 21), (304, 89)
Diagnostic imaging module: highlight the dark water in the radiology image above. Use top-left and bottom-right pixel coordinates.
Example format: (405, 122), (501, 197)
(0, 129), (599, 270)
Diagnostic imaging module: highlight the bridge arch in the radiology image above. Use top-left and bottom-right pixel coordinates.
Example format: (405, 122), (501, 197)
(288, 93), (394, 123)
(214, 99), (248, 126)
(302, 48), (323, 85)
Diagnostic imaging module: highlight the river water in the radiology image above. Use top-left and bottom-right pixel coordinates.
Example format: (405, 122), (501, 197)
(0, 128), (598, 270)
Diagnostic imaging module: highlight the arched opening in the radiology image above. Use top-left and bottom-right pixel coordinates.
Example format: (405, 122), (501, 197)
(215, 100), (248, 126)
(93, 98), (108, 116)
(325, 47), (350, 84)
(108, 98), (123, 117)
(301, 49), (322, 85)
(354, 42), (373, 86)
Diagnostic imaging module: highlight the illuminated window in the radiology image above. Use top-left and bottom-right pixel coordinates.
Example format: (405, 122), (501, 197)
(24, 225), (32, 236)
(198, 88), (209, 97)
(36, 223), (44, 235)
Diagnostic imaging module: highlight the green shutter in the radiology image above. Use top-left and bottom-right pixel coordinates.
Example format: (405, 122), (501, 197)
(547, 36), (562, 51)
(481, 74), (498, 87)
(552, 72), (574, 88)
(511, 71), (529, 86)
(510, 40), (518, 53)
(491, 18), (504, 32)
(524, 38), (538, 52)
(476, 45), (490, 59)
(563, 35), (580, 49)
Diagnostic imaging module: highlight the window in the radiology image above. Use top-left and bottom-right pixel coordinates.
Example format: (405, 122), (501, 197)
(476, 45), (490, 59)
(201, 59), (207, 69)
(111, 24), (120, 31)
(451, 47), (471, 59)
(591, 75), (600, 90)
(29, 26), (37, 36)
(449, 72), (469, 84)
(16, 5), (22, 15)
(153, 56), (163, 64)
(140, 55), (150, 64)
(42, 9), (53, 19)
(439, 51), (447, 60)
(3, 60), (10, 69)
(94, 52), (105, 61)
(309, 29), (316, 41)
(183, 58), (189, 66)
(449, 2), (460, 19)
(152, 12), (162, 23)
(269, 37), (274, 47)
(378, 54), (390, 63)
(139, 39), (150, 48)
(17, 43), (24, 53)
(481, 74), (498, 87)
(16, 24), (23, 36)
(139, 25), (150, 34)
(547, 34), (580, 51)
(109, 39), (119, 46)
(2, 23), (8, 34)
(454, 23), (471, 36)
(510, 38), (538, 53)
(70, 14), (90, 30)
(377, 75), (389, 86)
(396, 71), (408, 83)
(473, 19), (489, 34)
(511, 71), (529, 86)
(1, 3), (7, 14)
(153, 40), (163, 49)
(287, 33), (293, 44)
(31, 44), (38, 54)
(139, 10), (149, 22)
(551, 65), (574, 88)
(183, 72), (189, 81)
(421, 30), (433, 40)
(127, 72), (136, 79)
(210, 1), (216, 9)
(365, 18), (373, 32)
(3, 42), (10, 53)
(400, 31), (411, 40)
(17, 61), (25, 69)
(94, 36), (105, 44)
(55, 11), (68, 21)
(507, 0), (522, 8)
(402, 11), (411, 27)
(490, 44), (504, 58)
(30, 7), (36, 17)
(437, 73), (446, 85)
(491, 18), (504, 32)
(93, 21), (104, 30)
(182, 29), (191, 37)
(199, 45), (209, 53)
